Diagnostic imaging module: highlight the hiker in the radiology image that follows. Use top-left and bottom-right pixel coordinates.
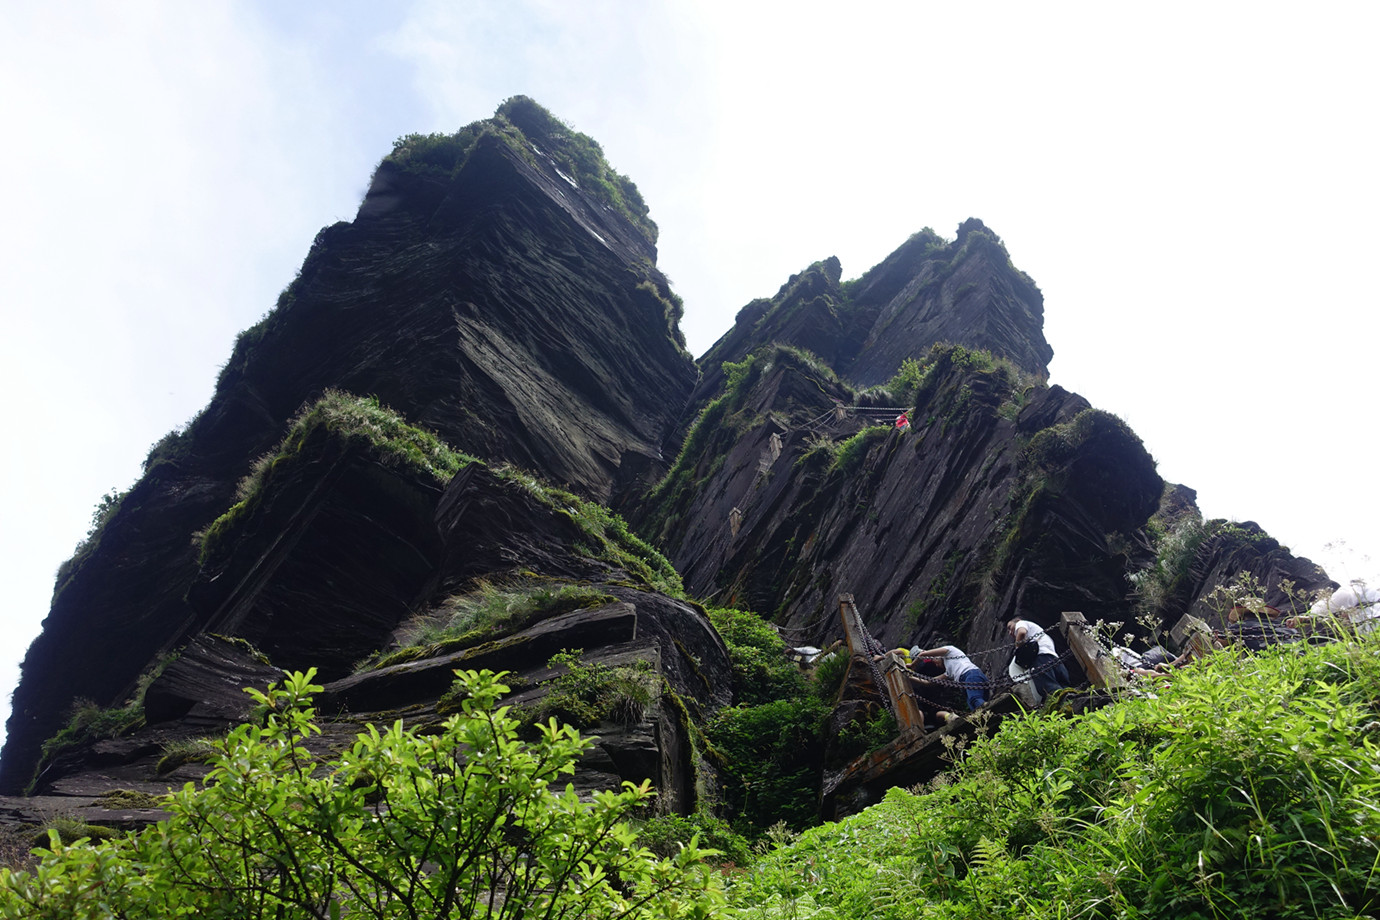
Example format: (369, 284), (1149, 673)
(908, 656), (959, 726)
(895, 410), (910, 432)
(1139, 644), (1193, 670)
(1112, 646), (1178, 680)
(1286, 583), (1380, 637)
(1006, 618), (1070, 700)
(870, 648), (954, 729)
(909, 643), (989, 711)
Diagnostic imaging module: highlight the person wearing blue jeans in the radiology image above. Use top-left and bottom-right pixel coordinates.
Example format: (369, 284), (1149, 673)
(911, 644), (988, 711)
(1007, 618), (1071, 701)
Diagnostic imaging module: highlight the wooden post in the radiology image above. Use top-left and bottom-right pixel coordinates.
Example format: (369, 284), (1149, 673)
(1171, 613), (1217, 658)
(881, 656), (927, 737)
(838, 595), (925, 736)
(728, 507), (742, 537)
(837, 594), (864, 658)
(1060, 611), (1126, 691)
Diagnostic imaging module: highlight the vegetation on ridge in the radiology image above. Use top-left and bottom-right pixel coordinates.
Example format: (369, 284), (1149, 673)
(387, 95), (657, 246)
(13, 622), (1377, 917)
(1, 669), (724, 919)
(356, 581), (620, 672)
(196, 390), (679, 598)
(728, 634), (1380, 919)
(519, 649), (659, 730)
(198, 390), (474, 566)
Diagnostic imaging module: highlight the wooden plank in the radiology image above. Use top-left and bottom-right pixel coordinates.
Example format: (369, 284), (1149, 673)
(881, 654), (926, 737)
(837, 593), (863, 657)
(837, 594), (924, 735)
(1061, 611), (1125, 691)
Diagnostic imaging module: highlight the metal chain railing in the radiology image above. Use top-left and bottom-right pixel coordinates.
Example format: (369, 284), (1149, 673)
(851, 612), (1076, 709)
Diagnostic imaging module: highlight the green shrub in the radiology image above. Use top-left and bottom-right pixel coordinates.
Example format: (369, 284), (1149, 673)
(728, 636), (1380, 918)
(829, 425), (888, 473)
(30, 700), (144, 793)
(637, 812), (752, 867)
(1024, 407), (1139, 472)
(31, 819), (119, 849)
(94, 790), (164, 810)
(0, 669), (725, 919)
(705, 697), (828, 833)
(505, 472), (684, 596)
(523, 650), (660, 729)
(30, 649), (186, 792)
(387, 122), (487, 175)
(832, 707), (897, 763)
(810, 651), (850, 703)
(55, 487), (130, 587)
(634, 279), (687, 350)
(362, 582), (617, 672)
(872, 343), (1030, 417)
(498, 96), (656, 245)
(1130, 514), (1217, 623)
(704, 607), (807, 705)
(200, 391), (473, 565)
(154, 738), (219, 776)
(880, 356), (932, 406)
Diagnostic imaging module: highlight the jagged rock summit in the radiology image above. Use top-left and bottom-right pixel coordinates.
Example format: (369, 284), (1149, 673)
(689, 220), (1052, 409)
(1, 97), (698, 794)
(1, 98), (1333, 827)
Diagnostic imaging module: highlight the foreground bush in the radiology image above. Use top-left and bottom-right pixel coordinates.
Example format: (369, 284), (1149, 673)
(0, 669), (725, 919)
(728, 638), (1380, 919)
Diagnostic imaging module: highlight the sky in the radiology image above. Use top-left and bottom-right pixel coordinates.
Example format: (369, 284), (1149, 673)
(2, 1), (1377, 743)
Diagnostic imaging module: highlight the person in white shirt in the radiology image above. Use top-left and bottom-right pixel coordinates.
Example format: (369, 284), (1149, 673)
(1286, 583), (1380, 637)
(909, 643), (988, 710)
(1006, 618), (1071, 700)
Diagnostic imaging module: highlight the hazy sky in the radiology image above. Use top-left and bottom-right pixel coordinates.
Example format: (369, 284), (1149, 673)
(2, 1), (1377, 742)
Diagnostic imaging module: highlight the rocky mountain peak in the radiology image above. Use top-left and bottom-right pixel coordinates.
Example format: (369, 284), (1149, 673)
(0, 101), (1334, 836)
(693, 220), (1053, 412)
(0, 98), (696, 793)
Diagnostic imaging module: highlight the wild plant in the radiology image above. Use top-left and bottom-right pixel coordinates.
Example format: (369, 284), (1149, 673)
(726, 633), (1380, 918)
(0, 669), (725, 919)
(521, 650), (659, 729)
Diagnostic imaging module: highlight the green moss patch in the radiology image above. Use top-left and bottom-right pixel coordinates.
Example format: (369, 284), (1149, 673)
(199, 390), (473, 566)
(359, 582), (618, 673)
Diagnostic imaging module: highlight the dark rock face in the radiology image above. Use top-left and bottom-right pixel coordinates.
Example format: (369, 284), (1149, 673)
(1, 101), (697, 793)
(188, 429), (450, 679)
(432, 464), (607, 590)
(23, 418), (732, 809)
(635, 346), (1163, 677)
(692, 220), (1052, 408)
(1181, 518), (1334, 624)
(845, 219), (1052, 385)
(141, 636), (285, 728)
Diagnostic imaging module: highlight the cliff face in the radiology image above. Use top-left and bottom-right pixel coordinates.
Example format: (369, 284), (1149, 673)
(2, 100), (1333, 810)
(1, 98), (697, 793)
(633, 345), (1166, 663)
(17, 406), (732, 815)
